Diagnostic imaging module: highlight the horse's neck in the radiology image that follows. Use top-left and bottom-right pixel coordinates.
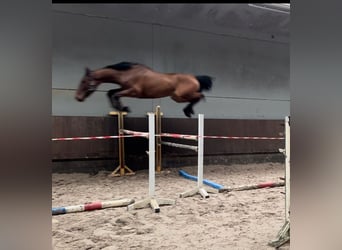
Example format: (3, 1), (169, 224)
(92, 66), (152, 85)
(92, 68), (121, 84)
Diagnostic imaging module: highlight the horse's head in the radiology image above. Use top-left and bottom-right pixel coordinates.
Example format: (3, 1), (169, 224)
(75, 67), (98, 102)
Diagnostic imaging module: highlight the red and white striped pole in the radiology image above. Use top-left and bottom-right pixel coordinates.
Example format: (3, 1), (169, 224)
(52, 198), (135, 215)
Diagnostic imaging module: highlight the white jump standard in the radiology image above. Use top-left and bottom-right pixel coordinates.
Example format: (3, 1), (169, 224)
(127, 113), (175, 213)
(269, 116), (290, 248)
(179, 114), (218, 199)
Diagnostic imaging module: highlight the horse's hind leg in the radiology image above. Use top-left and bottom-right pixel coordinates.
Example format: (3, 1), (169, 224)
(107, 89), (130, 112)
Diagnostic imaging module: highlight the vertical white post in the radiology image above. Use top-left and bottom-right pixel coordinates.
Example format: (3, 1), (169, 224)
(197, 114), (204, 188)
(285, 116), (290, 221)
(148, 113), (155, 197)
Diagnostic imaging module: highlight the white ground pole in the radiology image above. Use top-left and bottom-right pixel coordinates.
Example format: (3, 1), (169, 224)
(127, 113), (175, 213)
(179, 114), (218, 198)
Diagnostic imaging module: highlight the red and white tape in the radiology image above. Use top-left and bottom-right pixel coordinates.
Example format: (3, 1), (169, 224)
(160, 133), (284, 140)
(52, 130), (149, 141)
(160, 133), (198, 140)
(122, 129), (149, 138)
(202, 135), (284, 140)
(52, 135), (135, 141)
(52, 131), (284, 141)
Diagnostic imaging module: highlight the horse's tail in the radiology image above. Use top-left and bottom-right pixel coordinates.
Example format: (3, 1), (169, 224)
(195, 75), (214, 92)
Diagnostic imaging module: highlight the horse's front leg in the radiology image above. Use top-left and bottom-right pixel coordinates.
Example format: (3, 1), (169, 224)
(183, 93), (204, 118)
(183, 101), (197, 118)
(107, 88), (130, 112)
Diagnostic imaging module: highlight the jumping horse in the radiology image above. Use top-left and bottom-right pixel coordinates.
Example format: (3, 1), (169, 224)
(75, 62), (214, 118)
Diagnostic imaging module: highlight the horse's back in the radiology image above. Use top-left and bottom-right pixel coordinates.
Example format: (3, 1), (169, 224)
(103, 62), (211, 98)
(104, 62), (142, 71)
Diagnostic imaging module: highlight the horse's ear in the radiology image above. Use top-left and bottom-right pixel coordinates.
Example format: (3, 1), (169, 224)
(86, 67), (91, 76)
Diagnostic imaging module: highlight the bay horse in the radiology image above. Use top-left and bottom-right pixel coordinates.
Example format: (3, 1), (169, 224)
(75, 62), (213, 118)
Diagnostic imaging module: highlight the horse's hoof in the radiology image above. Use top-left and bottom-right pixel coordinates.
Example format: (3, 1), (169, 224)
(111, 105), (119, 111)
(183, 108), (192, 118)
(122, 106), (131, 113)
(110, 102), (119, 110)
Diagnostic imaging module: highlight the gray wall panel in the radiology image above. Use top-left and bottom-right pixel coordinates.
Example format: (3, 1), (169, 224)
(52, 5), (289, 119)
(157, 26), (289, 98)
(52, 12), (153, 90)
(160, 96), (289, 119)
(53, 4), (289, 43)
(52, 90), (156, 117)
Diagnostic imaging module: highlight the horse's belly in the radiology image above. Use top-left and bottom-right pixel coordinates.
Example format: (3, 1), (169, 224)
(142, 92), (170, 98)
(140, 85), (174, 99)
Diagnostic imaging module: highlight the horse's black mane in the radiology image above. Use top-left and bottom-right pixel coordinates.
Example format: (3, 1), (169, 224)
(104, 62), (141, 71)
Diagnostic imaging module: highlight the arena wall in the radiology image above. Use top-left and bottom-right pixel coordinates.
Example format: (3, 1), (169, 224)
(52, 4), (289, 172)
